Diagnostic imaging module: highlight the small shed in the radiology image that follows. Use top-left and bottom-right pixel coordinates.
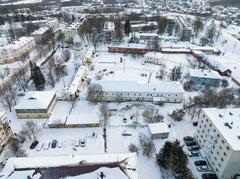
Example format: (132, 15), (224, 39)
(148, 122), (170, 139)
(65, 114), (100, 128)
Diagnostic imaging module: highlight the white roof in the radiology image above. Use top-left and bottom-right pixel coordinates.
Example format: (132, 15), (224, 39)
(203, 108), (240, 150)
(108, 43), (147, 49)
(103, 21), (115, 31)
(66, 114), (99, 125)
(63, 66), (86, 94)
(31, 26), (49, 35)
(15, 91), (56, 110)
(0, 153), (138, 179)
(96, 80), (184, 94)
(189, 69), (222, 79)
(48, 115), (67, 125)
(148, 122), (170, 135)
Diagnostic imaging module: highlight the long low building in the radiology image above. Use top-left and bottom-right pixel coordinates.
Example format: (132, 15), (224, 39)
(15, 91), (57, 118)
(94, 80), (184, 103)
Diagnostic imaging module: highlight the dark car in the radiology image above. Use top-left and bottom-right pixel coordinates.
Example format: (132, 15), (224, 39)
(202, 173), (218, 179)
(51, 139), (57, 149)
(186, 141), (197, 146)
(30, 140), (39, 149)
(195, 160), (207, 166)
(183, 136), (194, 142)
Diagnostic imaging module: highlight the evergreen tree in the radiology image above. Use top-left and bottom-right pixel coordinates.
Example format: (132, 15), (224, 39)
(30, 61), (46, 90)
(124, 19), (132, 36)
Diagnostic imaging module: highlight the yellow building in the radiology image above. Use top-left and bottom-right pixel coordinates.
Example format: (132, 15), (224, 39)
(15, 91), (57, 119)
(0, 112), (12, 150)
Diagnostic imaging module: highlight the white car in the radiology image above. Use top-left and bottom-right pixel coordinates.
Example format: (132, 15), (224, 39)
(80, 139), (86, 147)
(43, 141), (50, 150)
(37, 142), (43, 151)
(57, 140), (63, 148)
(196, 165), (210, 172)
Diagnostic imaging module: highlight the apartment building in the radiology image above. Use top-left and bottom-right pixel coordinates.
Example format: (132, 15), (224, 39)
(15, 91), (57, 118)
(175, 16), (192, 41)
(0, 112), (12, 150)
(0, 37), (36, 64)
(95, 80), (184, 103)
(195, 108), (240, 179)
(47, 18), (59, 33)
(103, 21), (115, 42)
(65, 19), (85, 42)
(62, 66), (87, 100)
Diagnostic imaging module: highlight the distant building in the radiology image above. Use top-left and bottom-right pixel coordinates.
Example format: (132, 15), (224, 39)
(0, 112), (12, 151)
(148, 122), (170, 139)
(84, 47), (95, 64)
(103, 21), (115, 42)
(0, 37), (36, 64)
(188, 69), (222, 87)
(47, 18), (59, 33)
(65, 19), (85, 43)
(65, 114), (100, 128)
(138, 33), (159, 42)
(31, 26), (50, 43)
(195, 108), (240, 179)
(62, 66), (87, 101)
(94, 80), (184, 103)
(15, 91), (57, 118)
(0, 153), (139, 179)
(108, 43), (148, 54)
(175, 16), (192, 41)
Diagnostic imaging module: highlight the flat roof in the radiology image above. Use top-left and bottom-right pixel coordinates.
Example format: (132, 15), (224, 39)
(66, 114), (99, 125)
(203, 108), (240, 150)
(148, 122), (170, 135)
(96, 80), (184, 94)
(15, 91), (56, 110)
(108, 43), (147, 49)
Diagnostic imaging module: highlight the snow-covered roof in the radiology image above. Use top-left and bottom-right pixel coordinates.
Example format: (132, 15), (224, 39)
(48, 115), (67, 125)
(108, 43), (147, 49)
(188, 69), (222, 79)
(203, 108), (240, 150)
(31, 26), (49, 35)
(66, 114), (99, 125)
(15, 91), (56, 110)
(0, 153), (138, 179)
(96, 80), (184, 94)
(63, 66), (86, 95)
(0, 111), (7, 123)
(148, 122), (170, 135)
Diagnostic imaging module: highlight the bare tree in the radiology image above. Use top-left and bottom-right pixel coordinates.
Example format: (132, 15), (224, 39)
(142, 109), (163, 123)
(87, 84), (104, 104)
(139, 134), (154, 158)
(0, 81), (17, 112)
(206, 21), (217, 46)
(99, 102), (109, 127)
(20, 120), (41, 141)
(129, 143), (139, 154)
(62, 49), (71, 62)
(9, 137), (26, 157)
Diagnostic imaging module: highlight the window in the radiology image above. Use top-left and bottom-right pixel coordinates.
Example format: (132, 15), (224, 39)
(221, 158), (224, 162)
(214, 157), (217, 161)
(217, 134), (220, 137)
(223, 152), (227, 156)
(203, 115), (205, 118)
(219, 146), (222, 150)
(226, 146), (230, 151)
(216, 168), (219, 172)
(222, 140), (225, 144)
(210, 124), (212, 127)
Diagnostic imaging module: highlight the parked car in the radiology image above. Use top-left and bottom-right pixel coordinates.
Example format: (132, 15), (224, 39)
(196, 165), (210, 172)
(183, 136), (194, 142)
(202, 173), (218, 179)
(195, 160), (207, 166)
(30, 140), (39, 149)
(188, 145), (200, 151)
(43, 141), (50, 150)
(57, 140), (63, 148)
(37, 142), (43, 151)
(186, 141), (197, 146)
(80, 139), (86, 147)
(51, 139), (57, 149)
(188, 151), (199, 157)
(122, 130), (132, 136)
(74, 139), (80, 147)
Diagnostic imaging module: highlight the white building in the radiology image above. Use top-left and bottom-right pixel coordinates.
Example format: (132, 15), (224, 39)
(47, 18), (59, 33)
(84, 46), (95, 64)
(95, 80), (184, 103)
(195, 108), (240, 179)
(65, 19), (85, 42)
(62, 66), (87, 100)
(103, 21), (115, 42)
(148, 122), (170, 139)
(0, 36), (36, 64)
(144, 52), (167, 65)
(31, 26), (50, 43)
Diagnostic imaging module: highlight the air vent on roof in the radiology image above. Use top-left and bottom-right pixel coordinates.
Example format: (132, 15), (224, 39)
(219, 114), (223, 118)
(229, 112), (233, 116)
(224, 122), (232, 129)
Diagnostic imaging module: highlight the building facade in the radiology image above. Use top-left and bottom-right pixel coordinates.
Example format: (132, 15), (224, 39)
(195, 108), (240, 179)
(94, 81), (184, 103)
(0, 112), (12, 150)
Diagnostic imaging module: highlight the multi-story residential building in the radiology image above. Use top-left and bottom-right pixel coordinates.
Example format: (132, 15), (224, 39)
(15, 91), (57, 118)
(195, 108), (240, 179)
(31, 26), (50, 43)
(175, 16), (192, 41)
(0, 112), (12, 151)
(47, 18), (59, 33)
(0, 37), (36, 64)
(187, 69), (222, 87)
(94, 80), (184, 103)
(65, 19), (85, 43)
(103, 21), (115, 42)
(62, 66), (87, 100)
